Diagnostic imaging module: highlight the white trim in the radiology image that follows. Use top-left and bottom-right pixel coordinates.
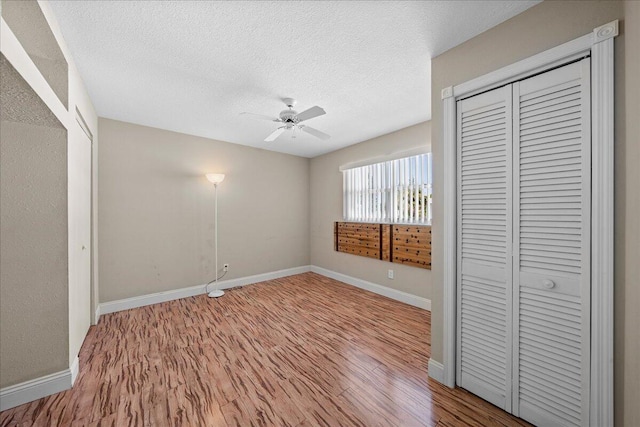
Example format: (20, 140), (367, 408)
(428, 358), (445, 384)
(70, 356), (80, 385)
(96, 265), (430, 315)
(0, 17), (68, 129)
(440, 20), (617, 426)
(98, 282), (211, 314)
(452, 33), (593, 100)
(98, 266), (311, 315)
(338, 146), (429, 171)
(75, 107), (93, 140)
(442, 91), (457, 388)
(94, 304), (101, 324)
(214, 265), (311, 291)
(0, 368), (72, 411)
(593, 20), (618, 44)
(310, 266), (431, 310)
(589, 33), (615, 427)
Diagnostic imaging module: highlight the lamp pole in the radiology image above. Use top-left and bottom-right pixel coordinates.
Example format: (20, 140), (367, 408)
(206, 173), (225, 298)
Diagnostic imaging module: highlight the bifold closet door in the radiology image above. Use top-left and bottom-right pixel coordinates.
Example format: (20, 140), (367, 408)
(457, 58), (591, 426)
(456, 85), (513, 411)
(512, 59), (591, 427)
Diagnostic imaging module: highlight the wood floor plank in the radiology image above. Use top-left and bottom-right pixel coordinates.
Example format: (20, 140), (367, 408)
(115, 389), (169, 427)
(166, 384), (226, 426)
(220, 399), (256, 427)
(280, 376), (367, 427)
(70, 412), (118, 427)
(0, 272), (531, 427)
(337, 386), (428, 427)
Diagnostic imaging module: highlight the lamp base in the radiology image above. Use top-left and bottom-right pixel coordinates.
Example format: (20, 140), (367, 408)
(208, 289), (225, 298)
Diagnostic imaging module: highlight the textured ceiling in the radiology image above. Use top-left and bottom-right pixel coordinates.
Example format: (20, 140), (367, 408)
(48, 0), (539, 157)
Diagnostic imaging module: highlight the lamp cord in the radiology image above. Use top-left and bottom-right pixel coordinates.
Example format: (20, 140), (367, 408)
(206, 270), (227, 288)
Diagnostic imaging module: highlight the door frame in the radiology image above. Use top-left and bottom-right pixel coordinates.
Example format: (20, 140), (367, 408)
(437, 20), (617, 426)
(74, 108), (96, 326)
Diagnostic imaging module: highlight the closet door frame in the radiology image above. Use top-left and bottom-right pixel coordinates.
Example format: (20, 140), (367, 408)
(436, 20), (618, 426)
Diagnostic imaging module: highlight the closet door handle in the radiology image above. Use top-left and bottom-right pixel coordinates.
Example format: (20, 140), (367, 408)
(543, 279), (555, 289)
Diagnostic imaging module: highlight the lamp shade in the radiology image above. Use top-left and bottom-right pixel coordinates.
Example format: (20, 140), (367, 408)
(206, 173), (225, 184)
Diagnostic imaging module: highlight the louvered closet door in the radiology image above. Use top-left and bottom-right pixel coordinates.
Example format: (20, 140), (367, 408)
(512, 59), (591, 426)
(456, 85), (513, 411)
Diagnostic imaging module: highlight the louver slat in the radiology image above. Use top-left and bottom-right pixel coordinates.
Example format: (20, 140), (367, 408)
(513, 59), (590, 427)
(457, 85), (512, 411)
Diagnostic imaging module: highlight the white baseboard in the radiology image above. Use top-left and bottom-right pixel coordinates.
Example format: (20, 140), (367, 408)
(428, 358), (445, 384)
(97, 265), (429, 316)
(98, 265), (312, 315)
(94, 304), (101, 324)
(215, 265), (311, 290)
(98, 282), (206, 315)
(70, 356), (80, 385)
(309, 266), (431, 310)
(0, 367), (73, 411)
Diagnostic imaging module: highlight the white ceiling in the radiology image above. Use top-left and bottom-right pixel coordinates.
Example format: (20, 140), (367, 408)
(49, 0), (539, 158)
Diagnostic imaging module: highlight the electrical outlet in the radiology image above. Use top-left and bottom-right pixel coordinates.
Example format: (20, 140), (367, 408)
(388, 269), (394, 279)
(223, 263), (229, 272)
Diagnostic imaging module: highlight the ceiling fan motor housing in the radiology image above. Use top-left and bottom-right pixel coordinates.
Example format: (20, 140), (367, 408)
(279, 109), (299, 123)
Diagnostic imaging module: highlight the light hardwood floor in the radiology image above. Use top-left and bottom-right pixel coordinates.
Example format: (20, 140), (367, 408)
(0, 272), (530, 426)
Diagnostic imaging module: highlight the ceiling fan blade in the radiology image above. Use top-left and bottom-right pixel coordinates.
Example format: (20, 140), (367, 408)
(295, 106), (326, 122)
(240, 112), (279, 121)
(301, 125), (330, 140)
(264, 127), (286, 142)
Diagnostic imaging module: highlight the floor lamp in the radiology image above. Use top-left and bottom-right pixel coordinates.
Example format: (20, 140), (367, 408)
(206, 173), (225, 298)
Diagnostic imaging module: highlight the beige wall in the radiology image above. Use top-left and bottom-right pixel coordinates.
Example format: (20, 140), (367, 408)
(430, 1), (638, 424)
(2, 0), (106, 390)
(98, 118), (310, 302)
(0, 57), (69, 387)
(617, 1), (639, 425)
(0, 0), (68, 108)
(310, 121), (432, 300)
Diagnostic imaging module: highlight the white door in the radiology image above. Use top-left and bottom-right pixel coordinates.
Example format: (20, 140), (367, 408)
(512, 59), (591, 426)
(456, 85), (513, 411)
(68, 119), (92, 360)
(78, 127), (91, 329)
(456, 58), (591, 426)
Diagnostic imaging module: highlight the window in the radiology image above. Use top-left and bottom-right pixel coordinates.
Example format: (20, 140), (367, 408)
(343, 153), (432, 224)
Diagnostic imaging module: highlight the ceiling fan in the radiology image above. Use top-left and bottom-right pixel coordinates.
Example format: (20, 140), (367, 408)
(241, 98), (330, 142)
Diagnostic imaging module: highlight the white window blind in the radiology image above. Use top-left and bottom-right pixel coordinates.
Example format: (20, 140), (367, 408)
(343, 153), (432, 224)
